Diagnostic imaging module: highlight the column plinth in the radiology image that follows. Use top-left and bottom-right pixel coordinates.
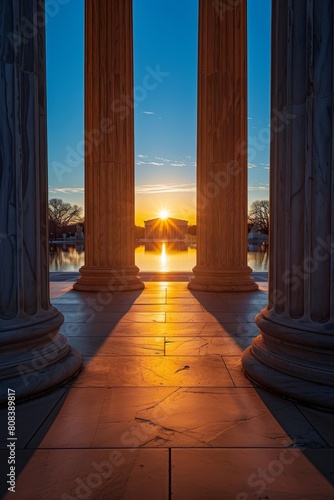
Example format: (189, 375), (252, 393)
(74, 265), (143, 292)
(189, 0), (257, 292)
(0, 311), (81, 403)
(0, 1), (81, 404)
(190, 266), (256, 292)
(242, 0), (334, 410)
(74, 0), (143, 292)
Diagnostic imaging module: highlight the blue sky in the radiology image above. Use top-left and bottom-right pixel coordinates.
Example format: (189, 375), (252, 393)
(46, 0), (271, 225)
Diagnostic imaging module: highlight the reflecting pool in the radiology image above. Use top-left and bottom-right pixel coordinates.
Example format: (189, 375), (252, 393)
(49, 242), (268, 273)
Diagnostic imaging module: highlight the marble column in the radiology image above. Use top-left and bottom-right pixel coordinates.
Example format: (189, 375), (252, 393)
(242, 0), (334, 410)
(0, 1), (81, 403)
(74, 0), (143, 292)
(189, 0), (257, 292)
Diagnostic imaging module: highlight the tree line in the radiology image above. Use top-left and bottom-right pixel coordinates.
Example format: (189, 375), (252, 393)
(48, 198), (269, 239)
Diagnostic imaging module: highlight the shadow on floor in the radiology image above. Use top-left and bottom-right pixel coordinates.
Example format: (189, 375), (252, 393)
(188, 286), (334, 488)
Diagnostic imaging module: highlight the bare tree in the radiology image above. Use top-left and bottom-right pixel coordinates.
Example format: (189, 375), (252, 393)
(248, 200), (269, 234)
(48, 198), (83, 239)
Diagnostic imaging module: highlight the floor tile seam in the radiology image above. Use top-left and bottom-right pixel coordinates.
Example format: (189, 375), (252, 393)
(168, 448), (172, 500)
(64, 385), (257, 390)
(66, 336), (254, 339)
(69, 335), (167, 338)
(65, 334), (240, 340)
(217, 354), (237, 388)
(80, 354), (166, 358)
(23, 390), (69, 450)
(22, 445), (310, 451)
(79, 354), (243, 358)
(294, 406), (334, 448)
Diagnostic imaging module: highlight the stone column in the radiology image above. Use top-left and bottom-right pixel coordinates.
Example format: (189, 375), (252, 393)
(74, 0), (143, 292)
(242, 0), (334, 410)
(189, 0), (257, 292)
(0, 1), (81, 403)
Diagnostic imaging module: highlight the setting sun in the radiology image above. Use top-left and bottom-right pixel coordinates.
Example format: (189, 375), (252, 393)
(159, 209), (169, 220)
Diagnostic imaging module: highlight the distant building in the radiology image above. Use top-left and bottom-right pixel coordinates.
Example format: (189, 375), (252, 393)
(144, 217), (188, 240)
(248, 225), (268, 243)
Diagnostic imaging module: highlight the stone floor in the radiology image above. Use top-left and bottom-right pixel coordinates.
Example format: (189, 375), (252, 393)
(1, 273), (334, 499)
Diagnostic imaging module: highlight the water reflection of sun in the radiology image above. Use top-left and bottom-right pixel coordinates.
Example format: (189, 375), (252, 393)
(160, 243), (167, 270)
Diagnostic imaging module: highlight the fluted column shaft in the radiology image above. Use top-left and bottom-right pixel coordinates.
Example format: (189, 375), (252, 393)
(189, 0), (257, 292)
(0, 1), (81, 403)
(242, 0), (334, 410)
(74, 0), (143, 291)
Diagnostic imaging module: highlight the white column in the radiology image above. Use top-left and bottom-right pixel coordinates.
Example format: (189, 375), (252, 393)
(0, 1), (81, 403)
(74, 0), (144, 292)
(243, 0), (334, 410)
(189, 0), (257, 292)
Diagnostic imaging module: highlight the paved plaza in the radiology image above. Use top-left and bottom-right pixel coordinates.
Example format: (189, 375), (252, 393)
(1, 274), (333, 499)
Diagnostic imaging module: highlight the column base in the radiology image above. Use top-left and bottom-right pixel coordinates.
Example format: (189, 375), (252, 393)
(73, 265), (145, 292)
(0, 309), (82, 405)
(242, 310), (334, 411)
(188, 266), (258, 292)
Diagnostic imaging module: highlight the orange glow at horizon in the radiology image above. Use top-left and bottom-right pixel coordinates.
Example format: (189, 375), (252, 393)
(135, 191), (197, 227)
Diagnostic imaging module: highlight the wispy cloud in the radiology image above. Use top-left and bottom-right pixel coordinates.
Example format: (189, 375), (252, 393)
(248, 163), (257, 169)
(136, 161), (165, 166)
(155, 156), (171, 162)
(136, 183), (196, 194)
(248, 116), (253, 120)
(136, 154), (195, 168)
(49, 187), (84, 194)
(142, 111), (155, 115)
(260, 163), (270, 169)
(248, 185), (269, 191)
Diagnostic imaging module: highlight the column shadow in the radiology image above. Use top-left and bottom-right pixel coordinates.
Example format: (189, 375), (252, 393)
(0, 282), (146, 499)
(188, 283), (334, 489)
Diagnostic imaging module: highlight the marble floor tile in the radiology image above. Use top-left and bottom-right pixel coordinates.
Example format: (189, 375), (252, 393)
(258, 282), (269, 292)
(171, 449), (334, 499)
(201, 303), (263, 314)
(57, 303), (181, 313)
(69, 355), (234, 388)
(166, 312), (237, 323)
(84, 312), (166, 323)
(296, 406), (334, 447)
(200, 322), (260, 337)
(165, 336), (252, 356)
(304, 449), (334, 486)
(3, 449), (168, 500)
(53, 290), (167, 306)
(61, 321), (207, 337)
(236, 312), (260, 322)
(166, 297), (203, 305)
(30, 387), (291, 449)
(131, 293), (167, 305)
(57, 303), (205, 313)
(0, 389), (66, 449)
(132, 303), (204, 312)
(49, 283), (74, 299)
(63, 312), (92, 323)
(254, 389), (330, 449)
(68, 336), (164, 357)
(223, 356), (253, 387)
(223, 296), (268, 305)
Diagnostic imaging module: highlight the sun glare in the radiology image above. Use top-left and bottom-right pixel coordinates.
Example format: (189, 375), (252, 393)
(159, 209), (169, 220)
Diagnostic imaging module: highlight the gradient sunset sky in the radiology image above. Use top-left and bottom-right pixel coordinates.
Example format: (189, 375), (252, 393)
(47, 0), (271, 226)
